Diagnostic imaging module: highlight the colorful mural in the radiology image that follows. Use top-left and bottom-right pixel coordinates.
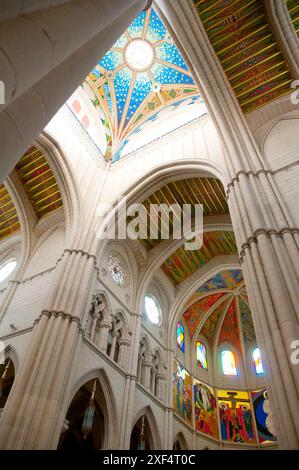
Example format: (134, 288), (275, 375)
(251, 389), (277, 443)
(183, 292), (226, 337)
(173, 360), (192, 426)
(162, 232), (237, 285)
(218, 389), (256, 443)
(194, 380), (218, 439)
(179, 270), (259, 370)
(201, 300), (227, 340)
(194, 0), (294, 112)
(239, 295), (257, 351)
(197, 269), (244, 293)
(85, 7), (199, 160)
(218, 298), (241, 352)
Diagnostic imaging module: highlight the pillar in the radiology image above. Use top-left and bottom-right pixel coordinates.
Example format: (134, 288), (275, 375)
(0, 0), (147, 182)
(157, 0), (299, 449)
(142, 361), (152, 390)
(118, 338), (130, 369)
(0, 249), (96, 449)
(98, 320), (111, 354)
(155, 373), (166, 402)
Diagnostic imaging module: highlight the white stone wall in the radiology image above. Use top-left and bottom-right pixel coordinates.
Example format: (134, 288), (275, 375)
(262, 114), (299, 226)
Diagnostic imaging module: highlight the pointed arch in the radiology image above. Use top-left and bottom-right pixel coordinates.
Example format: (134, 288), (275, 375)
(64, 368), (118, 449)
(132, 405), (162, 449)
(173, 431), (188, 450)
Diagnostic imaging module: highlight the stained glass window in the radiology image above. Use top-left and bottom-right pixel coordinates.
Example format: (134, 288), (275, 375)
(144, 294), (161, 325)
(253, 347), (264, 374)
(107, 255), (126, 285)
(0, 258), (17, 282)
(196, 341), (208, 370)
(177, 322), (185, 352)
(221, 350), (237, 376)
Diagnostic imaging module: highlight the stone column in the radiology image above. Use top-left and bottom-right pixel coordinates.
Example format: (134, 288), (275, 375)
(142, 361), (152, 389)
(0, 249), (95, 449)
(155, 373), (166, 402)
(0, 1), (72, 22)
(157, 0), (299, 449)
(98, 320), (111, 354)
(118, 338), (130, 369)
(0, 0), (147, 181)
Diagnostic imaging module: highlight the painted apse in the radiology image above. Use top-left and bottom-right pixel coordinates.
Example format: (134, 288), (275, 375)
(173, 270), (277, 445)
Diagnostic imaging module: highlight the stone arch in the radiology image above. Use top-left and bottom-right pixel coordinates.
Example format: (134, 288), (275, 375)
(131, 405), (162, 449)
(173, 431), (188, 450)
(168, 261), (240, 351)
(95, 159), (227, 265)
(260, 112), (299, 158)
(62, 368), (118, 449)
(36, 132), (82, 247)
(0, 345), (17, 412)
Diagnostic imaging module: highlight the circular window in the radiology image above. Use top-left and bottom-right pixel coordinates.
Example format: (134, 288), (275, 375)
(0, 258), (17, 282)
(144, 294), (162, 325)
(125, 39), (154, 71)
(107, 254), (126, 286)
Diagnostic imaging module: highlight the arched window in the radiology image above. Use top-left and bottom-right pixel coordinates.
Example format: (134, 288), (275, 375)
(253, 347), (264, 374)
(196, 341), (208, 370)
(221, 350), (237, 376)
(177, 322), (185, 352)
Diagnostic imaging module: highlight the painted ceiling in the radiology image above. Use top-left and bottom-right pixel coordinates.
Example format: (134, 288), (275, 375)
(194, 0), (294, 112)
(85, 7), (200, 160)
(136, 177), (228, 250)
(162, 231), (237, 286)
(0, 184), (20, 241)
(15, 146), (63, 219)
(287, 0), (299, 36)
(181, 269), (256, 352)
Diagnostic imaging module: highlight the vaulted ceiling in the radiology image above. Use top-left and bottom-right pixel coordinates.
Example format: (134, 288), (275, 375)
(181, 269), (256, 351)
(287, 0), (299, 36)
(135, 177), (229, 250)
(84, 7), (200, 160)
(0, 145), (64, 242)
(194, 0), (294, 112)
(15, 145), (63, 219)
(162, 231), (237, 286)
(0, 184), (20, 241)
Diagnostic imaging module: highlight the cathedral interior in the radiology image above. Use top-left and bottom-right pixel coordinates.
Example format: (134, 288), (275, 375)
(0, 0), (298, 451)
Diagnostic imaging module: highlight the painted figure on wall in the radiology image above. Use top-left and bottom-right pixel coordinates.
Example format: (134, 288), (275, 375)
(251, 389), (277, 443)
(173, 360), (192, 426)
(194, 380), (218, 439)
(218, 390), (256, 443)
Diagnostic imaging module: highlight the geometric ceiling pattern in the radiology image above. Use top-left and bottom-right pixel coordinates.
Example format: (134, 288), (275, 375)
(181, 269), (257, 352)
(162, 231), (237, 286)
(194, 0), (294, 113)
(287, 0), (299, 37)
(15, 145), (63, 219)
(0, 184), (20, 241)
(137, 177), (229, 250)
(85, 7), (199, 160)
